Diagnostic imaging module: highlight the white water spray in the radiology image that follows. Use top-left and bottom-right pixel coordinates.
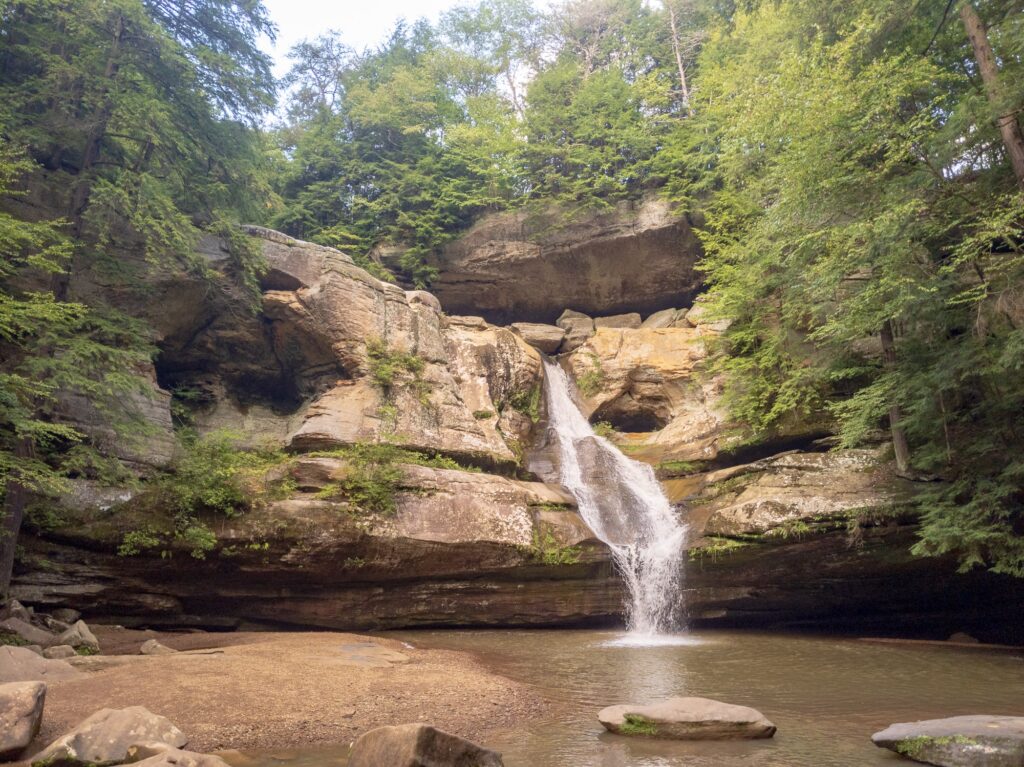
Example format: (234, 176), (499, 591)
(542, 359), (688, 638)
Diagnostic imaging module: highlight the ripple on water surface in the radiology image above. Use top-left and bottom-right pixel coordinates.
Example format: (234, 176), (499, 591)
(390, 629), (1024, 767)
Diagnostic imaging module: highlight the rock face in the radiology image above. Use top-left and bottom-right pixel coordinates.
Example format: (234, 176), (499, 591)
(249, 232), (544, 468)
(347, 724), (504, 767)
(14, 459), (620, 631)
(0, 681), (46, 759)
(598, 697), (776, 740)
(32, 707), (187, 767)
(563, 324), (728, 452)
(430, 198), (703, 324)
(692, 449), (917, 537)
(872, 716), (1024, 767)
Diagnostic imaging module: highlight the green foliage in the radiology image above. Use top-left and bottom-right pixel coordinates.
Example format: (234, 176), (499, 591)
(657, 460), (703, 476)
(365, 339), (431, 404)
(592, 421), (616, 438)
(273, 0), (705, 283)
(0, 145), (155, 507)
(688, 536), (751, 561)
(577, 354), (606, 397)
(689, 0), (1024, 575)
(315, 441), (482, 515)
(473, 410), (495, 420)
(895, 735), (978, 759)
(620, 714), (658, 736)
(0, 632), (30, 647)
(118, 431), (288, 558)
(528, 528), (581, 566)
(505, 383), (542, 423)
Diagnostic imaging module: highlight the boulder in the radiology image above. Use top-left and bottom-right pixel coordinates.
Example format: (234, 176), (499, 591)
(598, 696), (776, 740)
(872, 715), (1024, 766)
(556, 310), (595, 353)
(509, 323), (565, 354)
(594, 313), (641, 329)
(0, 681), (46, 759)
(430, 197), (703, 324)
(948, 632), (980, 644)
(56, 621), (99, 652)
(125, 744), (229, 767)
(0, 618), (55, 648)
(50, 610), (81, 625)
(32, 707), (187, 767)
(347, 724), (503, 767)
(140, 640), (176, 656)
(1, 601), (32, 623)
(42, 646), (76, 660)
(640, 308), (683, 329)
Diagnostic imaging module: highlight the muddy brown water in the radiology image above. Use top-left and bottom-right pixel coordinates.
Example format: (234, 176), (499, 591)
(230, 629), (1024, 767)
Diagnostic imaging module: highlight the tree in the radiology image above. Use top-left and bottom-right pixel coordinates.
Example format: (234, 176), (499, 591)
(0, 144), (154, 595)
(691, 0), (1024, 575)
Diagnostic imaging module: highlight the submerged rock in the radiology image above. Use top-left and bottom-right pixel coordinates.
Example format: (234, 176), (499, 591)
(347, 724), (503, 767)
(32, 706), (187, 767)
(125, 744), (229, 767)
(598, 696), (777, 740)
(0, 681), (46, 759)
(872, 716), (1024, 767)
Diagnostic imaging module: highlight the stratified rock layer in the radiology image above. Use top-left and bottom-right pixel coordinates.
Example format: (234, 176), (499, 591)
(430, 199), (703, 324)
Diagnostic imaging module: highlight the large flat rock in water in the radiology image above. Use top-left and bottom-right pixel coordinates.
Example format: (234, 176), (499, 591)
(598, 696), (776, 740)
(872, 716), (1024, 766)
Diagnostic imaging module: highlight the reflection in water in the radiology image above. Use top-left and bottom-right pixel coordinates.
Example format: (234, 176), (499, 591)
(393, 629), (1024, 767)
(226, 629), (1024, 767)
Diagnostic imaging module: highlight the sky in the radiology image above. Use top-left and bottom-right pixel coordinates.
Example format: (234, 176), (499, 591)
(261, 0), (500, 77)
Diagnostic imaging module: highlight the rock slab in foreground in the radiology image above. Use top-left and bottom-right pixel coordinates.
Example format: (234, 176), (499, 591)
(347, 724), (503, 767)
(0, 646), (79, 684)
(872, 715), (1024, 767)
(32, 706), (187, 767)
(598, 696), (777, 740)
(0, 681), (46, 759)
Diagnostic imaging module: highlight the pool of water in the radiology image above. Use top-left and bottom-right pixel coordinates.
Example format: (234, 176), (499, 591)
(388, 629), (1024, 767)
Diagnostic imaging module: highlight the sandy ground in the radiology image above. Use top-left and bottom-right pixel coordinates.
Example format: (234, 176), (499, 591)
(30, 626), (545, 753)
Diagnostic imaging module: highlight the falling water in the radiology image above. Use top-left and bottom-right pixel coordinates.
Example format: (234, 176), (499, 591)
(542, 359), (688, 638)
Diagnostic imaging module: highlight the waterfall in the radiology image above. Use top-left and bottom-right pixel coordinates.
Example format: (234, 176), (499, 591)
(542, 359), (688, 637)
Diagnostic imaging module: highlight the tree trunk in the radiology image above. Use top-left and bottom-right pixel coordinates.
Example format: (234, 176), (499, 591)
(0, 439), (34, 599)
(960, 2), (1024, 188)
(668, 5), (692, 115)
(880, 319), (912, 475)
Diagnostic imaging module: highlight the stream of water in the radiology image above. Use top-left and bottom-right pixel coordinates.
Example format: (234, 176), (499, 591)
(542, 360), (688, 638)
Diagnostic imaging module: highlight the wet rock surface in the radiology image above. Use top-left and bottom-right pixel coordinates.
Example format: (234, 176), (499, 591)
(347, 724), (504, 767)
(598, 696), (776, 740)
(872, 715), (1024, 767)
